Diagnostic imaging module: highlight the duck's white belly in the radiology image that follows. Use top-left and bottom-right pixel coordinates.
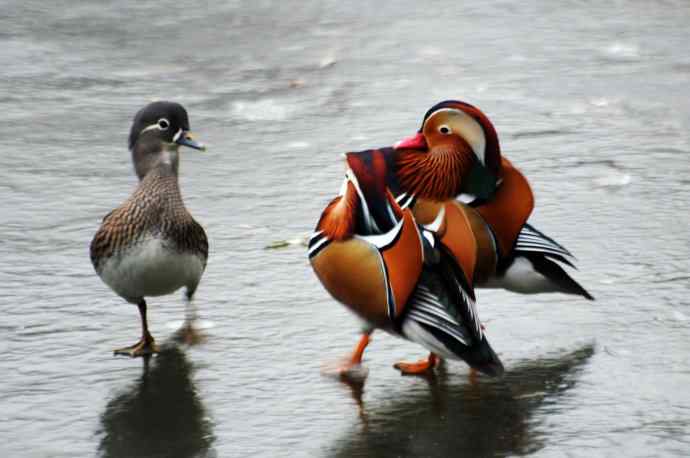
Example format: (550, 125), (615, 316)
(482, 256), (557, 294)
(100, 237), (204, 302)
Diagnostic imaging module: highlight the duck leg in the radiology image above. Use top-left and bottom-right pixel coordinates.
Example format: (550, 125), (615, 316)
(350, 333), (371, 365)
(114, 299), (159, 357)
(319, 332), (372, 380)
(394, 352), (439, 375)
(337, 333), (371, 372)
(174, 289), (205, 345)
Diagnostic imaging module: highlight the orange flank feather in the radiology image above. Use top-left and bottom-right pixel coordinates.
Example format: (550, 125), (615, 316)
(381, 209), (424, 318)
(310, 206), (424, 328)
(396, 138), (475, 201)
(476, 157), (534, 257)
(440, 201), (477, 285)
(463, 205), (498, 284)
(316, 181), (359, 241)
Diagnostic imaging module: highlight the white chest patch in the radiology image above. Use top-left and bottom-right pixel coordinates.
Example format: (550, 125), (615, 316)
(99, 237), (205, 302)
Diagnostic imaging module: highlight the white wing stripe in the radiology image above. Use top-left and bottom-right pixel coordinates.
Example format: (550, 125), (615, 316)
(399, 193), (416, 209)
(355, 217), (405, 249)
(406, 311), (469, 345)
(515, 244), (574, 259)
(516, 225), (574, 258)
(517, 233), (568, 246)
(408, 275), (482, 343)
(413, 301), (462, 327)
(516, 241), (570, 253)
(451, 276), (482, 339)
(307, 236), (330, 256)
(517, 233), (570, 249)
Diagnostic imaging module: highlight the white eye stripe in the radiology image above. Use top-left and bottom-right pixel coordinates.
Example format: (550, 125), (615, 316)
(140, 123), (162, 133)
(140, 118), (172, 134)
(425, 108), (486, 164)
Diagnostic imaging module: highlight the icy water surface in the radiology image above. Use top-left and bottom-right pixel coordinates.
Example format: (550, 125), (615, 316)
(1, 1), (689, 457)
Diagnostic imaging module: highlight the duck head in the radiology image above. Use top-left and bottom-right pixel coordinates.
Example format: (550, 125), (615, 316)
(394, 100), (501, 200)
(128, 101), (205, 180)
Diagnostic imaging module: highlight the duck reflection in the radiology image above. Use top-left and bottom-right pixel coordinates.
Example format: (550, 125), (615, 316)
(331, 344), (594, 457)
(98, 345), (215, 458)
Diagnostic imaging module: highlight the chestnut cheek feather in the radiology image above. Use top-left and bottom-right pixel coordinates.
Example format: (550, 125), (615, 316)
(396, 146), (475, 200)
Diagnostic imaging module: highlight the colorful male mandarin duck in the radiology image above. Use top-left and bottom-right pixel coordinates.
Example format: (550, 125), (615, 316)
(310, 100), (592, 375)
(392, 100), (593, 299)
(309, 151), (504, 377)
(90, 102), (208, 357)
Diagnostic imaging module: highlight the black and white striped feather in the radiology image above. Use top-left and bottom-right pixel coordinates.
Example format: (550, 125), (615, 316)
(514, 223), (576, 268)
(494, 223), (594, 300)
(405, 283), (472, 346)
(400, 249), (504, 376)
(403, 247), (484, 347)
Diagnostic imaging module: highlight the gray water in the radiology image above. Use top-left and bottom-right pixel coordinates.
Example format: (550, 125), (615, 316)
(1, 1), (689, 456)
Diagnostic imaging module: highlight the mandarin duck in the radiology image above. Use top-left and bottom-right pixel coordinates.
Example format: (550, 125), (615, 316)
(392, 100), (593, 298)
(309, 152), (504, 377)
(90, 101), (208, 357)
(310, 100), (592, 374)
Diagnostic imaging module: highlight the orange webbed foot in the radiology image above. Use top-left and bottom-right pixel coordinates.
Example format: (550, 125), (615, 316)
(393, 353), (439, 375)
(321, 333), (371, 382)
(321, 356), (369, 383)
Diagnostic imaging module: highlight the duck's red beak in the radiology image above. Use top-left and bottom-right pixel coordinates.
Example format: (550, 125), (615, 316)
(394, 132), (427, 150)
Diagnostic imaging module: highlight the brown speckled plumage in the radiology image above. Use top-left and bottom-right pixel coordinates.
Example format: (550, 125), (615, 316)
(90, 167), (208, 273)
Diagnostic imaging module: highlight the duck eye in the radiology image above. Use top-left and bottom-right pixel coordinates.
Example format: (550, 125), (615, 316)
(438, 125), (451, 135)
(157, 118), (170, 130)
